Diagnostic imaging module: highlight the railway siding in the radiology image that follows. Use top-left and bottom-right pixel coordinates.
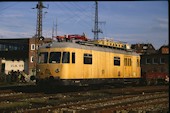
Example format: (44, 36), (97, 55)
(0, 85), (168, 112)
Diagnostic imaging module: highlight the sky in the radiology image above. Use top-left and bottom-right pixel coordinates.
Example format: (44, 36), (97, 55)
(0, 1), (168, 49)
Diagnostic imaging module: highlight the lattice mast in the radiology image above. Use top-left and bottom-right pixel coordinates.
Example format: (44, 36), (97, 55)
(35, 1), (47, 40)
(92, 1), (102, 40)
(32, 1), (47, 76)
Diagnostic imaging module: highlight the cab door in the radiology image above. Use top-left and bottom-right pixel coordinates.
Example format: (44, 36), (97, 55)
(124, 57), (132, 78)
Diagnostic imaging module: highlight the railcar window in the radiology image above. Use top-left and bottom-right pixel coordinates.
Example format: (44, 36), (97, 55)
(72, 52), (75, 63)
(49, 52), (61, 63)
(38, 52), (48, 63)
(114, 57), (120, 66)
(84, 54), (92, 64)
(129, 58), (132, 66)
(124, 58), (127, 66)
(62, 52), (70, 63)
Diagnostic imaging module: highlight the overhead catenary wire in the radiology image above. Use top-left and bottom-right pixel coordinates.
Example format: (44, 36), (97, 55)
(54, 2), (93, 30)
(0, 2), (19, 15)
(1, 2), (103, 39)
(70, 2), (94, 26)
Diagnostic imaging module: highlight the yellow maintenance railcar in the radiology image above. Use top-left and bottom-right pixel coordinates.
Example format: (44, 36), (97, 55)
(36, 41), (141, 85)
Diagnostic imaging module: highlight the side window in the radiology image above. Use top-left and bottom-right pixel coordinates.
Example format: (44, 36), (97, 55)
(49, 52), (61, 63)
(72, 52), (75, 63)
(114, 57), (120, 66)
(84, 54), (92, 64)
(129, 58), (132, 66)
(38, 52), (48, 63)
(124, 58), (127, 66)
(62, 52), (70, 63)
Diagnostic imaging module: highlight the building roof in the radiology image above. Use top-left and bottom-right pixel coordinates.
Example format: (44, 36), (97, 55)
(159, 45), (169, 50)
(131, 43), (156, 55)
(158, 44), (169, 54)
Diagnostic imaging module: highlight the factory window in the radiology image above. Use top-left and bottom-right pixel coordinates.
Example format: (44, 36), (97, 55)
(31, 44), (35, 50)
(62, 52), (70, 63)
(153, 58), (158, 64)
(114, 57), (120, 66)
(38, 52), (48, 63)
(160, 58), (165, 64)
(49, 52), (61, 63)
(146, 58), (151, 64)
(30, 56), (34, 63)
(72, 52), (75, 63)
(84, 54), (92, 64)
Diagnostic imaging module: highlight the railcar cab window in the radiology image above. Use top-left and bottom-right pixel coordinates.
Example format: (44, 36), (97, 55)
(114, 57), (120, 66)
(38, 52), (48, 63)
(49, 52), (61, 63)
(84, 54), (92, 64)
(62, 52), (70, 63)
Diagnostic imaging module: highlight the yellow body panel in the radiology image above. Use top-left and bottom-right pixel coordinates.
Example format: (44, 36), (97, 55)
(37, 46), (141, 80)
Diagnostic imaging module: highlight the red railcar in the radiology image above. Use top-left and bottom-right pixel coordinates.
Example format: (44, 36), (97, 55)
(56, 34), (88, 41)
(142, 72), (168, 85)
(67, 34), (88, 41)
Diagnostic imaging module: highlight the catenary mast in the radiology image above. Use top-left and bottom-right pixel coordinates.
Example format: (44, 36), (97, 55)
(35, 1), (47, 40)
(32, 1), (47, 76)
(92, 1), (102, 40)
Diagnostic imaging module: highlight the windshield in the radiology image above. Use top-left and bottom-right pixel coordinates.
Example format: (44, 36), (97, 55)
(38, 52), (48, 63)
(49, 52), (61, 63)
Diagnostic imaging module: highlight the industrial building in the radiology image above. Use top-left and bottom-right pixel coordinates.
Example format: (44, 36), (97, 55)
(131, 44), (169, 77)
(0, 37), (52, 76)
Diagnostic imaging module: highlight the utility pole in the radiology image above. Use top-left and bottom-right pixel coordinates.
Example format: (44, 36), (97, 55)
(55, 18), (58, 38)
(52, 21), (54, 40)
(32, 1), (47, 76)
(92, 1), (103, 40)
(52, 18), (57, 40)
(33, 1), (47, 40)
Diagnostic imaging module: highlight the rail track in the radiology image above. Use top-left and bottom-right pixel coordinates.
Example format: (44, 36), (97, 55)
(0, 85), (168, 113)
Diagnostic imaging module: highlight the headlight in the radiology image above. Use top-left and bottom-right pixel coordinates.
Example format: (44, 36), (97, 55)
(36, 69), (41, 72)
(55, 68), (60, 73)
